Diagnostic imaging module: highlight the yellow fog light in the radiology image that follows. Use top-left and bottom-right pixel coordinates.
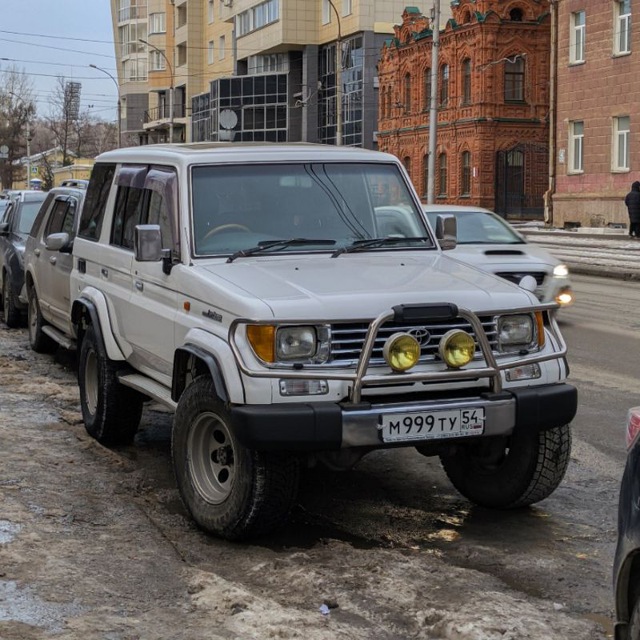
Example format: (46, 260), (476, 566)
(439, 330), (475, 368)
(383, 333), (421, 372)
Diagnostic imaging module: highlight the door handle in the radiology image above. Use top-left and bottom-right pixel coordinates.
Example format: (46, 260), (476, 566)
(34, 248), (41, 257)
(101, 268), (108, 277)
(49, 256), (57, 265)
(134, 280), (143, 291)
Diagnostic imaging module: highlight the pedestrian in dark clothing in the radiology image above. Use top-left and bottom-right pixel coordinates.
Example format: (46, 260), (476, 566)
(624, 181), (640, 237)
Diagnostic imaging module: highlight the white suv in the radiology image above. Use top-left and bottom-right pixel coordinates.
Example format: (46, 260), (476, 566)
(60, 143), (576, 540)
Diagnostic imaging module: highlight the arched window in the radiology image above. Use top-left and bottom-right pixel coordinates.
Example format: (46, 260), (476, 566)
(423, 153), (429, 197)
(386, 86), (392, 116)
(381, 86), (387, 119)
(440, 64), (449, 107)
(438, 153), (447, 195)
(404, 73), (412, 112)
(462, 59), (472, 105)
(504, 57), (525, 102)
(403, 156), (412, 178)
(510, 8), (524, 21)
(461, 151), (471, 195)
(424, 68), (432, 111)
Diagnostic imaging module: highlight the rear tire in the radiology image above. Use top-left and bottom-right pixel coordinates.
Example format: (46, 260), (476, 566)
(78, 324), (144, 445)
(440, 424), (572, 508)
(629, 595), (640, 640)
(2, 276), (23, 328)
(172, 376), (300, 540)
(28, 290), (55, 353)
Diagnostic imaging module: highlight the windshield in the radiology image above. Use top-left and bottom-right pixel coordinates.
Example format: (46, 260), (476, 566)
(17, 201), (45, 234)
(191, 162), (432, 256)
(425, 209), (524, 245)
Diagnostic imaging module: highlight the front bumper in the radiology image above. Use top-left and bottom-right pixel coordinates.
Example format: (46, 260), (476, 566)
(231, 383), (577, 451)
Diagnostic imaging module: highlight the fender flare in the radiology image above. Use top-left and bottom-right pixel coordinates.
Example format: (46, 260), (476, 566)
(172, 345), (229, 403)
(71, 289), (126, 361)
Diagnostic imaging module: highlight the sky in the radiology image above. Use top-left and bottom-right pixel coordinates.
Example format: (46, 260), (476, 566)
(0, 0), (118, 122)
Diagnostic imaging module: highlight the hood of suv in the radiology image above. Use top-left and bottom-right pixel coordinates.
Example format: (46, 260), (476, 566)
(197, 252), (538, 319)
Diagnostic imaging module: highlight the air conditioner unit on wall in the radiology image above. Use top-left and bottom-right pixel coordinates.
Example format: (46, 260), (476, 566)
(222, 0), (233, 6)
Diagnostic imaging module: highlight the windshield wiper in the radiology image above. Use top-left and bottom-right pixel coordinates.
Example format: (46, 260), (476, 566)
(331, 236), (432, 258)
(227, 238), (336, 263)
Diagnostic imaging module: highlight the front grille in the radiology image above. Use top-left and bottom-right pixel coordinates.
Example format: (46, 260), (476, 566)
(329, 316), (498, 366)
(495, 271), (546, 286)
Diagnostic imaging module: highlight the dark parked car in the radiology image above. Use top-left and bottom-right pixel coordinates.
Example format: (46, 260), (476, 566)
(614, 407), (640, 640)
(23, 185), (86, 351)
(0, 190), (48, 327)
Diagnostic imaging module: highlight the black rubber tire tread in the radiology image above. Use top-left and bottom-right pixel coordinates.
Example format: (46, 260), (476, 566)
(27, 290), (55, 353)
(172, 375), (300, 540)
(629, 596), (640, 640)
(439, 424), (572, 509)
(78, 324), (144, 445)
(3, 276), (23, 329)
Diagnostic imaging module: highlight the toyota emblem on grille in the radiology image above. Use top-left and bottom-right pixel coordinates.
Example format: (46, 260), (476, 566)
(408, 328), (431, 346)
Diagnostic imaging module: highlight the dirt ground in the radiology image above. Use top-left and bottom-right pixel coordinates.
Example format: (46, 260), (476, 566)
(0, 326), (610, 640)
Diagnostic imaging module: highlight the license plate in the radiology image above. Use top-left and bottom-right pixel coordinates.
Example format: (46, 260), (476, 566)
(379, 408), (485, 443)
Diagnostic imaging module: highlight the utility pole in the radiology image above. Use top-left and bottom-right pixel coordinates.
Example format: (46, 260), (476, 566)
(327, 0), (343, 145)
(89, 64), (122, 147)
(426, 0), (440, 203)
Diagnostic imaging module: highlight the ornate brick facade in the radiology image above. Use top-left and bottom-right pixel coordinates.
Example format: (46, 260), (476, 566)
(376, 0), (550, 220)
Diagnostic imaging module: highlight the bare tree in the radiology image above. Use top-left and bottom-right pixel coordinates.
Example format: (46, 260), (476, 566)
(0, 65), (36, 190)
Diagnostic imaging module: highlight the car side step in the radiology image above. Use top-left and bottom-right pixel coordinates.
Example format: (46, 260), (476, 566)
(117, 373), (177, 411)
(42, 326), (77, 351)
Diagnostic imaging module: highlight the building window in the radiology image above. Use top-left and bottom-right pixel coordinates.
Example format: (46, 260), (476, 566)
(613, 116), (630, 171)
(569, 121), (584, 173)
(219, 35), (226, 60)
(208, 40), (215, 65)
(461, 151), (471, 195)
(462, 58), (471, 105)
(176, 4), (187, 29)
(424, 68), (431, 110)
(404, 73), (411, 113)
(237, 0), (279, 37)
(403, 156), (412, 178)
(322, 0), (331, 24)
(149, 12), (166, 34)
(177, 42), (187, 66)
(149, 49), (166, 71)
(208, 0), (215, 23)
(342, 0), (352, 16)
(504, 57), (525, 102)
(570, 10), (586, 63)
(440, 64), (449, 107)
(248, 53), (288, 74)
(438, 153), (447, 195)
(423, 153), (429, 197)
(615, 0), (631, 55)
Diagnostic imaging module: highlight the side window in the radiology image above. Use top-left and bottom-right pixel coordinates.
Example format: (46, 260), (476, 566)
(78, 163), (116, 240)
(147, 191), (172, 250)
(44, 198), (71, 236)
(29, 194), (55, 238)
(111, 186), (146, 250)
(62, 199), (77, 236)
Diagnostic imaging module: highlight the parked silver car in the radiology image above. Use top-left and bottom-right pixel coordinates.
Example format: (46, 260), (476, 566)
(23, 186), (86, 352)
(423, 205), (574, 308)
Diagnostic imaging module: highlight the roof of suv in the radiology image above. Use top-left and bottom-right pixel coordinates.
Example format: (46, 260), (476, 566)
(7, 190), (48, 203)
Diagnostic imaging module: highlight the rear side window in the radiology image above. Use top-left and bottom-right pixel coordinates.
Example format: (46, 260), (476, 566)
(78, 163), (116, 240)
(45, 197), (78, 238)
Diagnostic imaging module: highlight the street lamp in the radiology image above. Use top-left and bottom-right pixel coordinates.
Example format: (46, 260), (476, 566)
(327, 0), (343, 146)
(8, 91), (32, 189)
(138, 38), (174, 143)
(89, 64), (122, 147)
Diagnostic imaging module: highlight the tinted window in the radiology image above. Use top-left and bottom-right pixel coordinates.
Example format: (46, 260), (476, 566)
(425, 210), (524, 245)
(45, 197), (77, 238)
(79, 163), (116, 240)
(111, 186), (146, 250)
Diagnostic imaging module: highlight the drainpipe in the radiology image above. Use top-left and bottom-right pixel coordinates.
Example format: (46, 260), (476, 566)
(544, 0), (558, 226)
(426, 0), (440, 204)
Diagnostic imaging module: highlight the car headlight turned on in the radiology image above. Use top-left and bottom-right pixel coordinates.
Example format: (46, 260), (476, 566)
(498, 313), (543, 352)
(246, 324), (330, 364)
(438, 330), (475, 368)
(553, 264), (570, 278)
(555, 286), (574, 306)
(383, 333), (421, 372)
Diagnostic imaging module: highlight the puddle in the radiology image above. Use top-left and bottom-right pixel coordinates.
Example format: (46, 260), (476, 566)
(582, 612), (614, 637)
(0, 580), (86, 633)
(0, 520), (21, 544)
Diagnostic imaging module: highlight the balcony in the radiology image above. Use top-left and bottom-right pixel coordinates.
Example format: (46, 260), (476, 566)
(118, 4), (148, 23)
(144, 103), (189, 125)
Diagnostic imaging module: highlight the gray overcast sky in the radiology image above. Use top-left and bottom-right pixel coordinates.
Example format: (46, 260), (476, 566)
(0, 0), (117, 121)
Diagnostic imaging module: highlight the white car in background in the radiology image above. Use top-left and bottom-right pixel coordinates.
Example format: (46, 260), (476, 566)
(423, 205), (573, 308)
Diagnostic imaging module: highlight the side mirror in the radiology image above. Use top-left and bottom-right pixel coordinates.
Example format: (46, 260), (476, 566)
(45, 232), (72, 253)
(0, 222), (8, 235)
(134, 224), (163, 262)
(435, 214), (457, 250)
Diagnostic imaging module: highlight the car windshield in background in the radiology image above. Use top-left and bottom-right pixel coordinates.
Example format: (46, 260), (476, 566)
(425, 210), (525, 245)
(191, 162), (432, 256)
(17, 201), (46, 234)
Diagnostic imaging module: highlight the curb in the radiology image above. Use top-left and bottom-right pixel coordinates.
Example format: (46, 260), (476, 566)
(564, 263), (640, 281)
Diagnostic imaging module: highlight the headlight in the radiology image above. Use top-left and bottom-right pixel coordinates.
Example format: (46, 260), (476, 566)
(553, 264), (569, 277)
(246, 324), (330, 364)
(383, 333), (421, 372)
(497, 314), (535, 352)
(439, 330), (475, 368)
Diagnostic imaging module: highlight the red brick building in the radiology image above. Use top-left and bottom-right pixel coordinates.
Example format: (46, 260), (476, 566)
(552, 0), (638, 229)
(376, 1), (551, 220)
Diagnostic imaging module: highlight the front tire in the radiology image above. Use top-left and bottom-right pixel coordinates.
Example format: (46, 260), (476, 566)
(172, 376), (300, 540)
(78, 324), (144, 445)
(28, 290), (54, 353)
(2, 276), (23, 328)
(440, 424), (572, 509)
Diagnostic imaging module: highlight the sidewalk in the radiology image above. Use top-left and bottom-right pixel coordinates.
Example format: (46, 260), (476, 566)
(516, 225), (640, 281)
